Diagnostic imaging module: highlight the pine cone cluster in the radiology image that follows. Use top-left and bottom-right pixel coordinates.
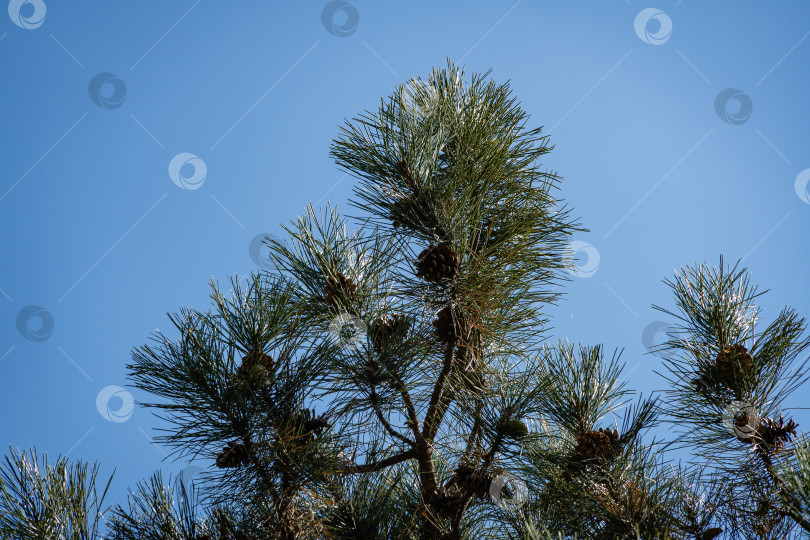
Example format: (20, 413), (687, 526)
(433, 305), (467, 344)
(715, 343), (753, 386)
(415, 243), (460, 282)
(368, 313), (409, 352)
(215, 440), (250, 468)
(322, 273), (357, 308)
(574, 427), (619, 462)
(755, 416), (798, 452)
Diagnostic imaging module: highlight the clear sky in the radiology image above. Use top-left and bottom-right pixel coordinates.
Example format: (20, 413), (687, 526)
(2, 1), (809, 511)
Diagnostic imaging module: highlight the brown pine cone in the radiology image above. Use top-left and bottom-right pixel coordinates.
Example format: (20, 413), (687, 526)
(574, 428), (619, 462)
(215, 441), (250, 468)
(322, 273), (357, 308)
(715, 343), (753, 387)
(415, 243), (460, 282)
(235, 350), (274, 378)
(368, 313), (409, 352)
(433, 305), (466, 344)
(755, 416), (798, 452)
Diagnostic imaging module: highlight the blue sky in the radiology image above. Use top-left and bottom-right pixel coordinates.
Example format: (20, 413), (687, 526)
(2, 1), (809, 511)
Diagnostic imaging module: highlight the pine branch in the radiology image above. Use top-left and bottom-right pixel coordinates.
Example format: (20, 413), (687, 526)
(423, 340), (459, 442)
(340, 449), (417, 475)
(0, 446), (112, 540)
